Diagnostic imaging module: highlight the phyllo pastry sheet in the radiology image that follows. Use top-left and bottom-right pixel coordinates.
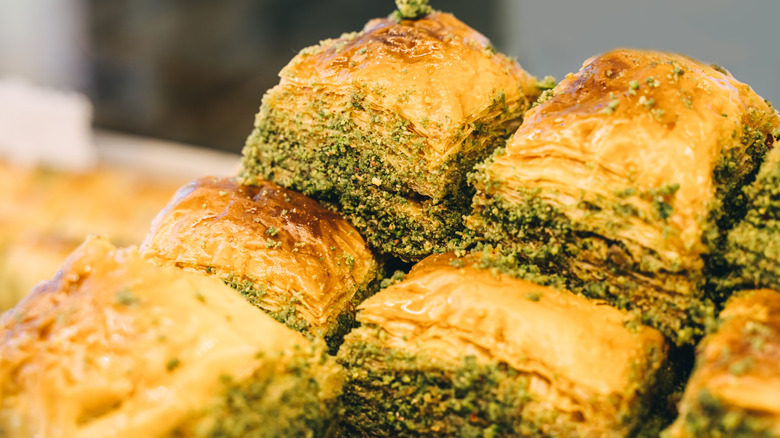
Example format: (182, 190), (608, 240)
(0, 236), (343, 438)
(468, 48), (780, 344)
(338, 252), (671, 437)
(141, 177), (381, 352)
(240, 9), (541, 261)
(665, 289), (780, 437)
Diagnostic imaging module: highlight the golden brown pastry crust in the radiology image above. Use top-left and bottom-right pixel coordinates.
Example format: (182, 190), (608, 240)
(141, 177), (379, 339)
(666, 289), (780, 437)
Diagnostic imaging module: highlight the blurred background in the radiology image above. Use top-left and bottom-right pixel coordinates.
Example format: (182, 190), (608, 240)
(1, 0), (778, 154)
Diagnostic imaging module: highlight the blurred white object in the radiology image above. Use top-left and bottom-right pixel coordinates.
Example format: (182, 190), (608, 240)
(0, 77), (96, 171)
(0, 0), (88, 90)
(95, 130), (241, 180)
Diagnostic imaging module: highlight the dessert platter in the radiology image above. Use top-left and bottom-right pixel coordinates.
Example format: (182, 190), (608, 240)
(1, 1), (779, 436)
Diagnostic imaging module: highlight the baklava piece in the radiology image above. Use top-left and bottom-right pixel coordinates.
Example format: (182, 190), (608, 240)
(338, 253), (671, 437)
(240, 5), (541, 261)
(141, 177), (381, 352)
(469, 48), (779, 344)
(665, 289), (780, 437)
(0, 236), (343, 438)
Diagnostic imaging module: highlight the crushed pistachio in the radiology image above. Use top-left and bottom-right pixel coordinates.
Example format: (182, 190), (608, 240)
(535, 75), (557, 90)
(524, 291), (542, 301)
(166, 357), (181, 372)
(534, 89), (555, 107)
(645, 76), (660, 88)
(393, 0), (433, 21)
(602, 95), (619, 114)
(115, 288), (141, 307)
(639, 96), (655, 109)
(628, 80), (640, 95)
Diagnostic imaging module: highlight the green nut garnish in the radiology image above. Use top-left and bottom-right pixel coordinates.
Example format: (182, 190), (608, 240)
(394, 0), (432, 20)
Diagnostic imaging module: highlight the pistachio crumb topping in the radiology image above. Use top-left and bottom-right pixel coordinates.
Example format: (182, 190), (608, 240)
(535, 75), (557, 90)
(628, 79), (640, 95)
(393, 0), (433, 21)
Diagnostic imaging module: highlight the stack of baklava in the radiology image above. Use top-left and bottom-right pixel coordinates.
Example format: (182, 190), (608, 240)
(1, 0), (779, 436)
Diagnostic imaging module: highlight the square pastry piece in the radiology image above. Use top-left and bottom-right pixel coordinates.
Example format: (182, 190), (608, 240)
(0, 236), (343, 438)
(665, 289), (780, 437)
(469, 48), (780, 345)
(141, 177), (381, 353)
(240, 10), (541, 261)
(338, 253), (671, 437)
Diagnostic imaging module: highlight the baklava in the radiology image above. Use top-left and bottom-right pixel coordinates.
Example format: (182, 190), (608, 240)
(0, 236), (343, 438)
(240, 7), (541, 261)
(141, 177), (381, 352)
(338, 252), (671, 437)
(468, 48), (779, 344)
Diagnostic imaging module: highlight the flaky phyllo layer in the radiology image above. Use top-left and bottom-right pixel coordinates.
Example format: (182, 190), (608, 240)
(0, 236), (343, 438)
(141, 177), (381, 353)
(241, 11), (540, 261)
(469, 48), (780, 344)
(338, 253), (670, 437)
(665, 289), (780, 438)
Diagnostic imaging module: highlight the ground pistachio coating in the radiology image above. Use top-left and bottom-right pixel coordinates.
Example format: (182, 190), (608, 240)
(468, 48), (779, 345)
(240, 9), (541, 262)
(338, 252), (673, 437)
(719, 146), (780, 294)
(172, 344), (342, 438)
(339, 334), (565, 438)
(392, 0), (432, 20)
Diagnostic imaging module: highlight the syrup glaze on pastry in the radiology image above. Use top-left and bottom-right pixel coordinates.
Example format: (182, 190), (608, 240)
(142, 177), (381, 352)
